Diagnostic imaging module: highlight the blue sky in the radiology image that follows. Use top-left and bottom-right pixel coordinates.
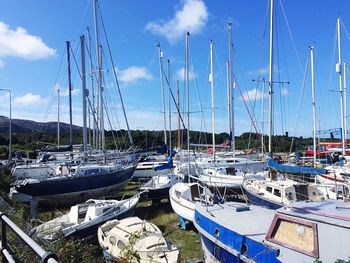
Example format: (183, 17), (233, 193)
(0, 0), (350, 138)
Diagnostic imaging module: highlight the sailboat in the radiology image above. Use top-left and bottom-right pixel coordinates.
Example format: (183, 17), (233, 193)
(11, 0), (137, 203)
(193, 1), (336, 260)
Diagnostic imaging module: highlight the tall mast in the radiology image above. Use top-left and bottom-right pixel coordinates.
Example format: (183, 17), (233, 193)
(210, 40), (216, 159)
(344, 62), (347, 145)
(336, 18), (346, 155)
(262, 78), (266, 156)
(66, 41), (73, 148)
(310, 45), (317, 166)
(98, 45), (105, 149)
(268, 0), (274, 154)
(157, 43), (167, 146)
(168, 59), (172, 156)
(57, 87), (60, 147)
(228, 23), (235, 155)
(177, 80), (181, 149)
(87, 27), (96, 149)
(226, 59), (230, 139)
(81, 35), (88, 152)
(93, 0), (104, 150)
(186, 32), (190, 175)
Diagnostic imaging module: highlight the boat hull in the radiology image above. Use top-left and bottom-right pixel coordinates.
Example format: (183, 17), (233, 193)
(14, 165), (137, 202)
(194, 205), (281, 263)
(242, 185), (282, 210)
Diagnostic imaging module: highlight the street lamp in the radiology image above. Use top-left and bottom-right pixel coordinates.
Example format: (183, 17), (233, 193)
(0, 89), (12, 162)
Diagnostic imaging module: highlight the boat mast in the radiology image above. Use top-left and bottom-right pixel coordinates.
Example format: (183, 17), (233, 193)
(87, 27), (96, 149)
(57, 87), (60, 147)
(177, 80), (181, 149)
(93, 0), (104, 150)
(66, 41), (73, 148)
(228, 23), (235, 155)
(81, 35), (88, 153)
(262, 78), (266, 156)
(268, 0), (274, 154)
(337, 18), (346, 155)
(157, 43), (167, 147)
(209, 40), (216, 159)
(344, 62), (347, 146)
(310, 45), (317, 166)
(186, 32), (190, 175)
(168, 59), (172, 156)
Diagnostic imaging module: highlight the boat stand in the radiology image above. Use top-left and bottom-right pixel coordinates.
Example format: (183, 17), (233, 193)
(179, 216), (187, 230)
(30, 196), (38, 219)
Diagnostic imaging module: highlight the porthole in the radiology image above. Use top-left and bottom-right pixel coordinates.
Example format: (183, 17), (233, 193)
(240, 243), (248, 255)
(214, 228), (220, 238)
(197, 217), (200, 224)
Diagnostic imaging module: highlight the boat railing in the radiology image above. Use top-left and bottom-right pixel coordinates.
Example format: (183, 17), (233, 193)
(0, 212), (58, 263)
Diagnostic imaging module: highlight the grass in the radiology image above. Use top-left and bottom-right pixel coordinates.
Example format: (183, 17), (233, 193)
(0, 178), (203, 263)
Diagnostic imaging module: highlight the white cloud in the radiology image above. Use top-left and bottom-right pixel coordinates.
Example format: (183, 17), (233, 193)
(175, 67), (196, 81)
(117, 66), (153, 84)
(242, 88), (267, 101)
(280, 88), (289, 96)
(0, 21), (56, 60)
(145, 0), (208, 43)
(14, 93), (46, 106)
(247, 65), (279, 76)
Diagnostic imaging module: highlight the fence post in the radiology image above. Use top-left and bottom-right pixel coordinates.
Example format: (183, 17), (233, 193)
(1, 212), (8, 263)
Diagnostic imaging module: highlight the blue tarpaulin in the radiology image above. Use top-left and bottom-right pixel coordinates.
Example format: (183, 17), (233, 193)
(268, 159), (327, 175)
(154, 157), (174, 171)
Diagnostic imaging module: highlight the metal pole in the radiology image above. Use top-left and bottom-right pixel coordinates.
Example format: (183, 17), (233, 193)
(310, 46), (317, 166)
(226, 59), (231, 141)
(228, 23), (235, 155)
(98, 45), (105, 150)
(66, 41), (73, 148)
(0, 89), (11, 162)
(337, 18), (346, 155)
(168, 59), (172, 156)
(81, 35), (88, 152)
(157, 43), (167, 146)
(268, 0), (274, 154)
(344, 62), (347, 145)
(262, 78), (265, 156)
(210, 40), (216, 159)
(87, 27), (96, 149)
(186, 32), (190, 176)
(177, 80), (180, 149)
(57, 87), (60, 147)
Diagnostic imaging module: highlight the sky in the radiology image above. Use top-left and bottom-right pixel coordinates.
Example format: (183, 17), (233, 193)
(0, 0), (350, 139)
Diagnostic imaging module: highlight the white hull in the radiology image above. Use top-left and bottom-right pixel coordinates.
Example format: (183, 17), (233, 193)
(169, 183), (196, 222)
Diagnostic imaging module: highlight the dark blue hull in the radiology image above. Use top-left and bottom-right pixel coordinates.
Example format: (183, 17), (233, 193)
(15, 165), (136, 200)
(243, 186), (282, 210)
(194, 209), (281, 263)
(140, 186), (170, 200)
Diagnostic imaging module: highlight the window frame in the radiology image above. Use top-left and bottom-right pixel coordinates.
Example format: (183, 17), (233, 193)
(266, 214), (319, 258)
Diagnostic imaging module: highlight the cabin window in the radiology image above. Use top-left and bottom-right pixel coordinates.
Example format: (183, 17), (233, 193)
(109, 236), (117, 246)
(266, 186), (273, 193)
(117, 240), (125, 249)
(274, 189), (281, 197)
(266, 214), (319, 258)
(227, 160), (234, 163)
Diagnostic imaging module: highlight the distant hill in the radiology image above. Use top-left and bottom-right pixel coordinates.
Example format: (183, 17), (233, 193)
(0, 115), (82, 134)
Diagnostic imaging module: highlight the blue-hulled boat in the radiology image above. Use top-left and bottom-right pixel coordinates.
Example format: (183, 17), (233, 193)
(12, 162), (137, 202)
(194, 199), (350, 262)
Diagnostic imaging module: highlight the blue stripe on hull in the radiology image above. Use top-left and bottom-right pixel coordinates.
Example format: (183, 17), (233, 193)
(243, 188), (282, 210)
(194, 209), (281, 263)
(199, 233), (242, 263)
(16, 165), (136, 197)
